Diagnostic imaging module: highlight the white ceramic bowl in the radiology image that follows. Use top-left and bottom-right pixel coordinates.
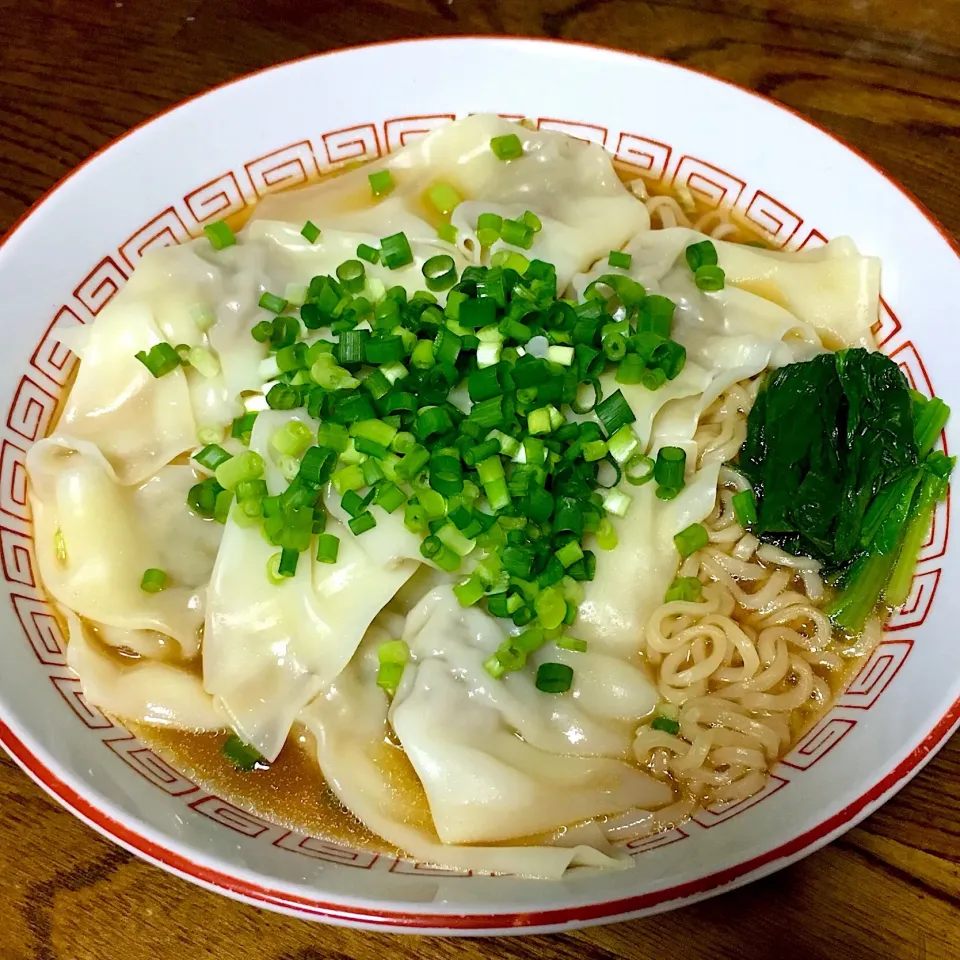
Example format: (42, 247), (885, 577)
(0, 37), (958, 935)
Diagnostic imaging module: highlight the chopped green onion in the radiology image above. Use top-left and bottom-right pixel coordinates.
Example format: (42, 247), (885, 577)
(625, 453), (655, 486)
(500, 218), (534, 249)
(607, 425), (639, 464)
(134, 343), (182, 378)
(555, 540), (584, 568)
(378, 639), (410, 666)
(427, 180), (463, 215)
(665, 576), (703, 603)
(376, 661), (405, 696)
(422, 254), (458, 292)
(140, 568), (167, 593)
(278, 547), (299, 578)
(215, 450), (264, 491)
(194, 443), (232, 472)
(348, 511), (377, 536)
(556, 636), (587, 653)
(535, 662), (574, 694)
(187, 346), (220, 378)
(675, 522), (709, 558)
(608, 250), (632, 269)
(651, 715), (681, 735)
(316, 533), (340, 564)
(301, 220), (321, 244)
(596, 516), (618, 550)
(695, 265), (726, 291)
(380, 232), (413, 269)
(595, 389), (636, 437)
(685, 240), (719, 271)
(732, 488), (758, 528)
(203, 220), (236, 250)
(259, 291), (288, 314)
(490, 133), (523, 160)
(454, 574), (485, 607)
(356, 242), (380, 264)
(603, 488), (633, 517)
(547, 345), (574, 366)
(654, 446), (686, 490)
(369, 169), (395, 197)
(437, 222), (458, 244)
(336, 259), (366, 294)
(221, 734), (264, 771)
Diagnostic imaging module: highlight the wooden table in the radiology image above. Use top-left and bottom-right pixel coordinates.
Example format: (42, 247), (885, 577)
(2, 2), (959, 958)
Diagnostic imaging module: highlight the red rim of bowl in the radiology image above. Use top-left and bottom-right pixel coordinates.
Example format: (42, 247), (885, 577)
(1, 35), (958, 932)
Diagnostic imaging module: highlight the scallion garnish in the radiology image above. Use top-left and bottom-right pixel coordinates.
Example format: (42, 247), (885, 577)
(685, 240), (718, 271)
(422, 255), (457, 292)
(535, 662), (573, 694)
(203, 220), (236, 250)
(654, 446), (686, 491)
(665, 576), (703, 603)
(695, 265), (726, 291)
(301, 220), (321, 244)
(651, 715), (681, 735)
(134, 343), (182, 378)
(490, 133), (524, 161)
(608, 250), (632, 269)
(222, 734), (265, 772)
(258, 291), (288, 314)
(674, 522), (709, 558)
(732, 488), (758, 528)
(427, 180), (463, 215)
(140, 568), (167, 593)
(356, 242), (380, 263)
(379, 231), (413, 269)
(368, 169), (395, 197)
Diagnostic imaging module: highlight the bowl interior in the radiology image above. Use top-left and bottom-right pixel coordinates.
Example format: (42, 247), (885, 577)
(0, 38), (958, 933)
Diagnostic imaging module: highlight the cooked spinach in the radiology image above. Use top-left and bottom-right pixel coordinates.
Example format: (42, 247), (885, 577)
(740, 347), (953, 632)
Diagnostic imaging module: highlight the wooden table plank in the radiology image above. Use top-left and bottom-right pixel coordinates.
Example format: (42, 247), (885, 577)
(1, 2), (958, 958)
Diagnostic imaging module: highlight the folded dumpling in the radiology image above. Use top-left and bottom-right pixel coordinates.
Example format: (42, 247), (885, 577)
(202, 410), (421, 760)
(253, 114), (649, 289)
(27, 436), (222, 658)
(301, 616), (636, 879)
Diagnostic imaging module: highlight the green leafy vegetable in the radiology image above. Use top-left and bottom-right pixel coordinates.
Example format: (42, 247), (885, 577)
(740, 348), (954, 632)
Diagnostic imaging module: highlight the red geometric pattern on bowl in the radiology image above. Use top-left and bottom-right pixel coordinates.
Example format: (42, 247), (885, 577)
(625, 826), (689, 855)
(671, 156), (746, 209)
(31, 305), (85, 387)
(0, 440), (29, 523)
(885, 568), (941, 631)
(321, 123), (382, 166)
(11, 594), (66, 667)
(781, 718), (857, 771)
(119, 207), (191, 271)
(49, 675), (116, 730)
(537, 118), (608, 146)
(874, 297), (903, 347)
(273, 831), (382, 869)
(614, 132), (672, 180)
(7, 376), (58, 444)
(3, 115), (948, 876)
(838, 639), (914, 710)
(0, 525), (37, 587)
(691, 774), (790, 828)
(245, 141), (319, 197)
(383, 115), (456, 152)
(103, 735), (200, 797)
(188, 795), (276, 838)
(389, 858), (472, 877)
(797, 227), (828, 251)
(72, 256), (127, 315)
(184, 171), (247, 224)
(741, 190), (801, 248)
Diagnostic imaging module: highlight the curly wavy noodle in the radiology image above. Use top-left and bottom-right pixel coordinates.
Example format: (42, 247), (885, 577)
(634, 379), (881, 829)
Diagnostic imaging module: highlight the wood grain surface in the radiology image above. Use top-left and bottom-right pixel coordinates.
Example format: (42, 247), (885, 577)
(1, 2), (959, 958)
